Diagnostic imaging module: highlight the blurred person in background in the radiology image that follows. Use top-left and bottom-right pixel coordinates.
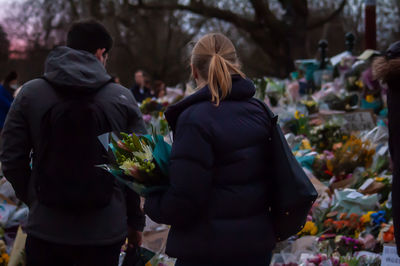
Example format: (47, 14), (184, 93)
(373, 41), (400, 256)
(0, 71), (17, 131)
(153, 80), (167, 100)
(131, 70), (152, 103)
(111, 75), (121, 84)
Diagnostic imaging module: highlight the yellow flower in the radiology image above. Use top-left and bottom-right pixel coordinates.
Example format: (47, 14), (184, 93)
(355, 80), (364, 88)
(375, 177), (385, 182)
(302, 139), (312, 150)
(361, 211), (375, 224)
(310, 225), (318, 235)
(294, 110), (301, 120)
(298, 221), (318, 236)
(355, 230), (360, 239)
(366, 94), (375, 103)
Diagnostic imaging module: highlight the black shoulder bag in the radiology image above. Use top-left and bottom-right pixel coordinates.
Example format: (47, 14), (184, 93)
(255, 99), (318, 241)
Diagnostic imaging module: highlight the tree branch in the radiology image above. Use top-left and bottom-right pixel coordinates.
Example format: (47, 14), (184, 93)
(127, 1), (257, 31)
(307, 0), (346, 30)
(68, 0), (79, 20)
(249, 0), (285, 33)
(89, 0), (103, 20)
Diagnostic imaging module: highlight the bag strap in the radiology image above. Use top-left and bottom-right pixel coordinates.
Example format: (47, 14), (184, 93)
(253, 98), (279, 129)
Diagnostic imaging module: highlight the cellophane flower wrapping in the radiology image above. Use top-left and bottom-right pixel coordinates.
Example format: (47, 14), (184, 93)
(98, 130), (171, 196)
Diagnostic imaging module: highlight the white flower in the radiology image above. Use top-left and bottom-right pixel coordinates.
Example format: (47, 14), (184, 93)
(133, 144), (153, 162)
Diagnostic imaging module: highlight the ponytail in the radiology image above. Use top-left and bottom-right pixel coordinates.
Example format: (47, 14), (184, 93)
(208, 54), (246, 106)
(208, 54), (231, 106)
(191, 33), (246, 106)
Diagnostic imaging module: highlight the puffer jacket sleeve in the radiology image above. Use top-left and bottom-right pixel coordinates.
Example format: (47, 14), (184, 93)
(0, 87), (32, 204)
(388, 84), (400, 256)
(144, 120), (214, 227)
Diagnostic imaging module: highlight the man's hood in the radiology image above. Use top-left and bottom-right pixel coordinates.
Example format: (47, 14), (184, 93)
(44, 46), (111, 92)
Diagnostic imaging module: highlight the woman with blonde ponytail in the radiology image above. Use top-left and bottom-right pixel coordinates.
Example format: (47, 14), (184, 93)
(144, 33), (275, 265)
(373, 41), (400, 256)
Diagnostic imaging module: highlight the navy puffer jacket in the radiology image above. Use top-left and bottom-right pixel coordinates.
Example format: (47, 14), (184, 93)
(145, 75), (276, 263)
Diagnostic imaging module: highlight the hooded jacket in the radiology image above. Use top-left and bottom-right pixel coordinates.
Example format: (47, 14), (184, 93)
(144, 75), (276, 263)
(0, 46), (146, 245)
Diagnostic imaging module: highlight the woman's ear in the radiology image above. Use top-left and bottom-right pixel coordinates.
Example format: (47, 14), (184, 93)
(191, 64), (199, 80)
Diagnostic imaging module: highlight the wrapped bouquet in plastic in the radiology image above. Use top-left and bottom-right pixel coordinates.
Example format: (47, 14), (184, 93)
(98, 131), (171, 196)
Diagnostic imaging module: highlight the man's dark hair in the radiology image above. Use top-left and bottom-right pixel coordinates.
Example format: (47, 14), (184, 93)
(67, 19), (113, 54)
(4, 71), (17, 85)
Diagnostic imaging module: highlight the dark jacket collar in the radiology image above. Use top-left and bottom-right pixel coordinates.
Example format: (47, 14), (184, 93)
(165, 75), (255, 132)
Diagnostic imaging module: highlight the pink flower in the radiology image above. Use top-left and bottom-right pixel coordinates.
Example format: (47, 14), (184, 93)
(143, 114), (152, 123)
(117, 141), (131, 151)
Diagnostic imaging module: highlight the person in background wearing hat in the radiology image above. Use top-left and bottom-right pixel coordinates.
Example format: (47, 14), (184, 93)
(373, 41), (400, 256)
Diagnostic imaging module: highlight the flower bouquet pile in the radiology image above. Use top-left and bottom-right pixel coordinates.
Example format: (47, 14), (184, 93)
(323, 213), (364, 238)
(99, 131), (171, 196)
(312, 136), (375, 186)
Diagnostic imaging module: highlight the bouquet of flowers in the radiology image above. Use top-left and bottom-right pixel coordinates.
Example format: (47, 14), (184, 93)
(323, 213), (364, 238)
(314, 136), (375, 184)
(309, 121), (346, 153)
(284, 110), (310, 136)
(140, 98), (167, 115)
(99, 131), (171, 196)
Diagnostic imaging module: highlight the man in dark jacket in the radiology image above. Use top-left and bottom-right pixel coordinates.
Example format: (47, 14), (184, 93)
(131, 70), (152, 103)
(0, 20), (146, 265)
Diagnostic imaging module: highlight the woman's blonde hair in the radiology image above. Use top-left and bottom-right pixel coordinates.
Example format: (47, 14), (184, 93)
(191, 33), (245, 106)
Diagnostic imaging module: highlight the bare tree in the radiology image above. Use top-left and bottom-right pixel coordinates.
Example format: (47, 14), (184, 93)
(2, 0), (203, 86)
(0, 25), (9, 62)
(126, 0), (347, 77)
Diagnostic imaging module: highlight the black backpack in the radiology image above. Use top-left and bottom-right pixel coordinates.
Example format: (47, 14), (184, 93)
(32, 80), (115, 211)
